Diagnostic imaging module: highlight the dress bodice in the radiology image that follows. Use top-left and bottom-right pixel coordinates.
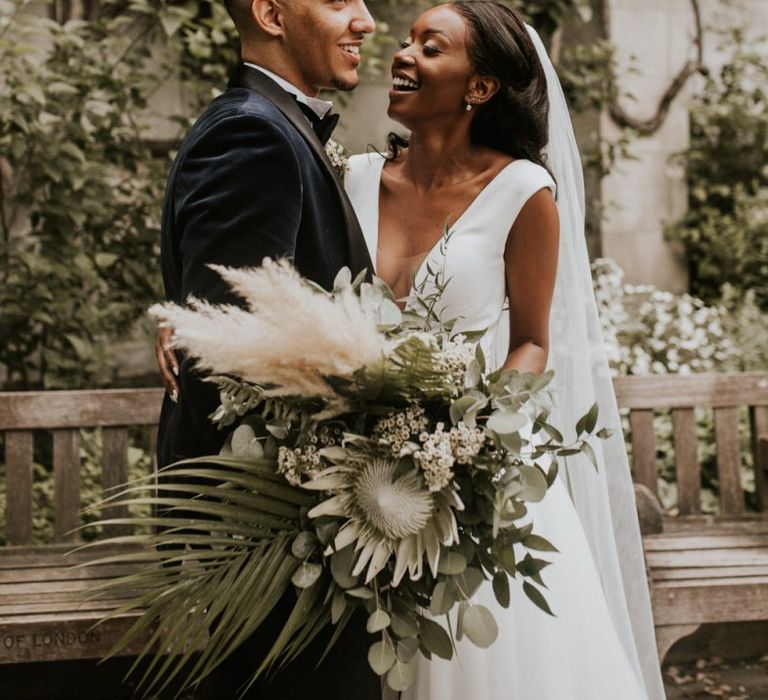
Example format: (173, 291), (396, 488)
(345, 152), (556, 370)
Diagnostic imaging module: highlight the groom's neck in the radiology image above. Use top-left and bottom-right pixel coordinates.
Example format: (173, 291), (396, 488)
(241, 43), (321, 98)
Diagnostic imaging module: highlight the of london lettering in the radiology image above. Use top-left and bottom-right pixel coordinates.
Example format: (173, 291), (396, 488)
(2, 629), (101, 650)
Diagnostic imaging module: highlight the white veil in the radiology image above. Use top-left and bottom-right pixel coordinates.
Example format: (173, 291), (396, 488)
(526, 25), (666, 700)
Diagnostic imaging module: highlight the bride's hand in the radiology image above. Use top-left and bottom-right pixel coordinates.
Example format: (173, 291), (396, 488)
(155, 326), (179, 401)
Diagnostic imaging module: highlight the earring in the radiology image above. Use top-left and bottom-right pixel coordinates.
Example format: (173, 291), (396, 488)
(465, 100), (473, 112)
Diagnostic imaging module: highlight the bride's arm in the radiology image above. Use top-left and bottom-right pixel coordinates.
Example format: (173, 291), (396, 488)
(502, 188), (560, 375)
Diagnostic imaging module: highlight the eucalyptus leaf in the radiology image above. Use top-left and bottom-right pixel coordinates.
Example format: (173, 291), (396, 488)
(291, 563), (322, 588)
(522, 534), (559, 553)
(437, 552), (467, 575)
(345, 586), (374, 599)
(387, 660), (416, 692)
(429, 580), (455, 616)
(582, 440), (599, 472)
(487, 411), (528, 436)
(518, 464), (548, 502)
(418, 617), (452, 660)
(390, 613), (419, 638)
(396, 637), (419, 660)
(523, 581), (554, 616)
(454, 567), (485, 599)
(330, 546), (358, 589)
(230, 423), (264, 459)
(461, 604), (498, 648)
(492, 571), (511, 608)
(368, 640), (395, 676)
(366, 610), (391, 633)
(291, 531), (317, 559)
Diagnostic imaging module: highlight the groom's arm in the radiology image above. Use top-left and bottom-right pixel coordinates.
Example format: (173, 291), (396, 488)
(162, 114), (304, 460)
(173, 114), (303, 305)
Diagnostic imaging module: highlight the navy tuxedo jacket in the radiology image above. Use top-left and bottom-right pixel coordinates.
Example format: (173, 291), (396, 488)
(155, 66), (379, 700)
(158, 66), (371, 469)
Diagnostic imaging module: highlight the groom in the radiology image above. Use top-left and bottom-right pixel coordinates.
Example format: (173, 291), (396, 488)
(155, 0), (378, 697)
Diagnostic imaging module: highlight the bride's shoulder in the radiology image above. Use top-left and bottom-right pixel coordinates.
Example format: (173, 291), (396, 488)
(510, 158), (556, 194)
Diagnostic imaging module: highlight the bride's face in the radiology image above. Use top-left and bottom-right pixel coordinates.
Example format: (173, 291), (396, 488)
(388, 5), (475, 127)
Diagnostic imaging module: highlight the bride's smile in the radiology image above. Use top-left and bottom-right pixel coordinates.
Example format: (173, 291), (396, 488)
(388, 5), (490, 127)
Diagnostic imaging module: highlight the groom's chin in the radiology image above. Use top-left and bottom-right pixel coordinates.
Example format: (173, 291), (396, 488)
(331, 77), (359, 92)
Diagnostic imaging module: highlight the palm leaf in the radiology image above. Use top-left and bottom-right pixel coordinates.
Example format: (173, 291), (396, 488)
(81, 455), (320, 697)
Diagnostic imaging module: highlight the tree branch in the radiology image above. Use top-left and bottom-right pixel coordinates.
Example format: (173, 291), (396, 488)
(602, 0), (706, 135)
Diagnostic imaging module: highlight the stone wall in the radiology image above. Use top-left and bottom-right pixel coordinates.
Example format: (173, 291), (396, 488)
(338, 0), (768, 291)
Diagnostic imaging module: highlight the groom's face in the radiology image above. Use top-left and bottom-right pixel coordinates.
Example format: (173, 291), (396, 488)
(280, 0), (375, 95)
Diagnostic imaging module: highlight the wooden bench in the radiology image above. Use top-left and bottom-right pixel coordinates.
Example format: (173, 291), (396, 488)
(0, 389), (163, 664)
(614, 372), (768, 660)
(1, 374), (767, 666)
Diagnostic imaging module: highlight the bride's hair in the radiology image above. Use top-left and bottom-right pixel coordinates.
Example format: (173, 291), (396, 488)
(453, 0), (551, 174)
(388, 1), (553, 182)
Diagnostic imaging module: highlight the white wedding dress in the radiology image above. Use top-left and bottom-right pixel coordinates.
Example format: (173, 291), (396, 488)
(345, 152), (649, 700)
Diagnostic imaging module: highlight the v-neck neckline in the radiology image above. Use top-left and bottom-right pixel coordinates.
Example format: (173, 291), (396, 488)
(369, 156), (523, 288)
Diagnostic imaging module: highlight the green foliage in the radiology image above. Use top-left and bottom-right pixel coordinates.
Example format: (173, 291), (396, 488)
(592, 258), (768, 515)
(0, 428), (152, 546)
(0, 0), (167, 388)
(666, 28), (768, 310)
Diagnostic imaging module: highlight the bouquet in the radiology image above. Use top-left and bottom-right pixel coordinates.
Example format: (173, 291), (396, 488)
(85, 259), (606, 696)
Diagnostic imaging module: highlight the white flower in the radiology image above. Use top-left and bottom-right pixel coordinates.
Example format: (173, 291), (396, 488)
(150, 259), (388, 403)
(303, 456), (462, 585)
(325, 138), (349, 178)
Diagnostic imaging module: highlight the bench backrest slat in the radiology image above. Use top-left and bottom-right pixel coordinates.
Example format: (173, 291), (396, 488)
(613, 372), (768, 409)
(629, 409), (656, 494)
(4, 431), (34, 546)
(614, 373), (768, 517)
(672, 408), (701, 516)
(52, 429), (82, 543)
(751, 406), (768, 511)
(0, 389), (163, 430)
(713, 407), (745, 515)
(101, 428), (129, 537)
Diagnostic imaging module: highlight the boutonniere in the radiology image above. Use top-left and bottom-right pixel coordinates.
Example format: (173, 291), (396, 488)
(325, 138), (349, 179)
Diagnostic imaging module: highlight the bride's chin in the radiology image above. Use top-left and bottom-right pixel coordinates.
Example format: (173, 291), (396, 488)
(386, 103), (408, 125)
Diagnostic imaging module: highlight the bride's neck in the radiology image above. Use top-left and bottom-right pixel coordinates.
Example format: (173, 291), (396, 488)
(399, 131), (479, 190)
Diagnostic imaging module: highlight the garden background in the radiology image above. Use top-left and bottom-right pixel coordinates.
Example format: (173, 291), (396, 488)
(0, 0), (767, 697)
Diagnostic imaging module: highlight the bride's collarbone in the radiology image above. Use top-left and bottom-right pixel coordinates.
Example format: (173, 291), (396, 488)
(378, 157), (514, 249)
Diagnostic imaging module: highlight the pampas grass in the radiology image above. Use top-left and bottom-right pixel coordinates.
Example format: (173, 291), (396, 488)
(149, 260), (387, 398)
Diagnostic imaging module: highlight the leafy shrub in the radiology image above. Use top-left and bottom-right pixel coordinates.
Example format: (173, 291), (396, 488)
(0, 429), (152, 545)
(592, 258), (767, 514)
(592, 258), (739, 376)
(666, 28), (768, 310)
(0, 2), (167, 388)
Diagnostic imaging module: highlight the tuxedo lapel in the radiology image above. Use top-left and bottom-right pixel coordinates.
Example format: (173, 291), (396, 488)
(228, 64), (372, 278)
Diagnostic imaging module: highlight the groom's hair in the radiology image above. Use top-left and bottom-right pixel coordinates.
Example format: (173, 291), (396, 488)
(224, 0), (256, 36)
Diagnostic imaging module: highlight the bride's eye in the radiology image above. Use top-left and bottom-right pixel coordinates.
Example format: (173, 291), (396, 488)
(399, 39), (412, 49)
(423, 44), (441, 56)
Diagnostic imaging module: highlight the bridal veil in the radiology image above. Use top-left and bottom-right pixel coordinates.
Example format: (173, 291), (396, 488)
(526, 24), (666, 700)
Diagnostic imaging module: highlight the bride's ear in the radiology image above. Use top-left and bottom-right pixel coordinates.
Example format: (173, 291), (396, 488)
(466, 75), (500, 107)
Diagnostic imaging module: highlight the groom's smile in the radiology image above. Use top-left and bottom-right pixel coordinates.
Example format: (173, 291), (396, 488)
(279, 0), (375, 94)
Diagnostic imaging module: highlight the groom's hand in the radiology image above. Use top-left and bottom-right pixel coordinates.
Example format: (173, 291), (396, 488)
(155, 326), (179, 401)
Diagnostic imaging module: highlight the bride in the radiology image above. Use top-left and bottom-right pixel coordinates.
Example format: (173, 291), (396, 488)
(344, 2), (666, 698)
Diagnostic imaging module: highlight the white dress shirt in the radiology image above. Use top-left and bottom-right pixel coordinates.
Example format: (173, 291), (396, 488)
(243, 62), (333, 120)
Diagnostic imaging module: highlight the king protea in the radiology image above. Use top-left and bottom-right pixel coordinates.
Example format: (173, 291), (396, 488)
(303, 455), (463, 585)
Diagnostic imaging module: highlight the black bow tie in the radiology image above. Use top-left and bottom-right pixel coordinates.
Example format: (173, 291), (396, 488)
(295, 100), (339, 145)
